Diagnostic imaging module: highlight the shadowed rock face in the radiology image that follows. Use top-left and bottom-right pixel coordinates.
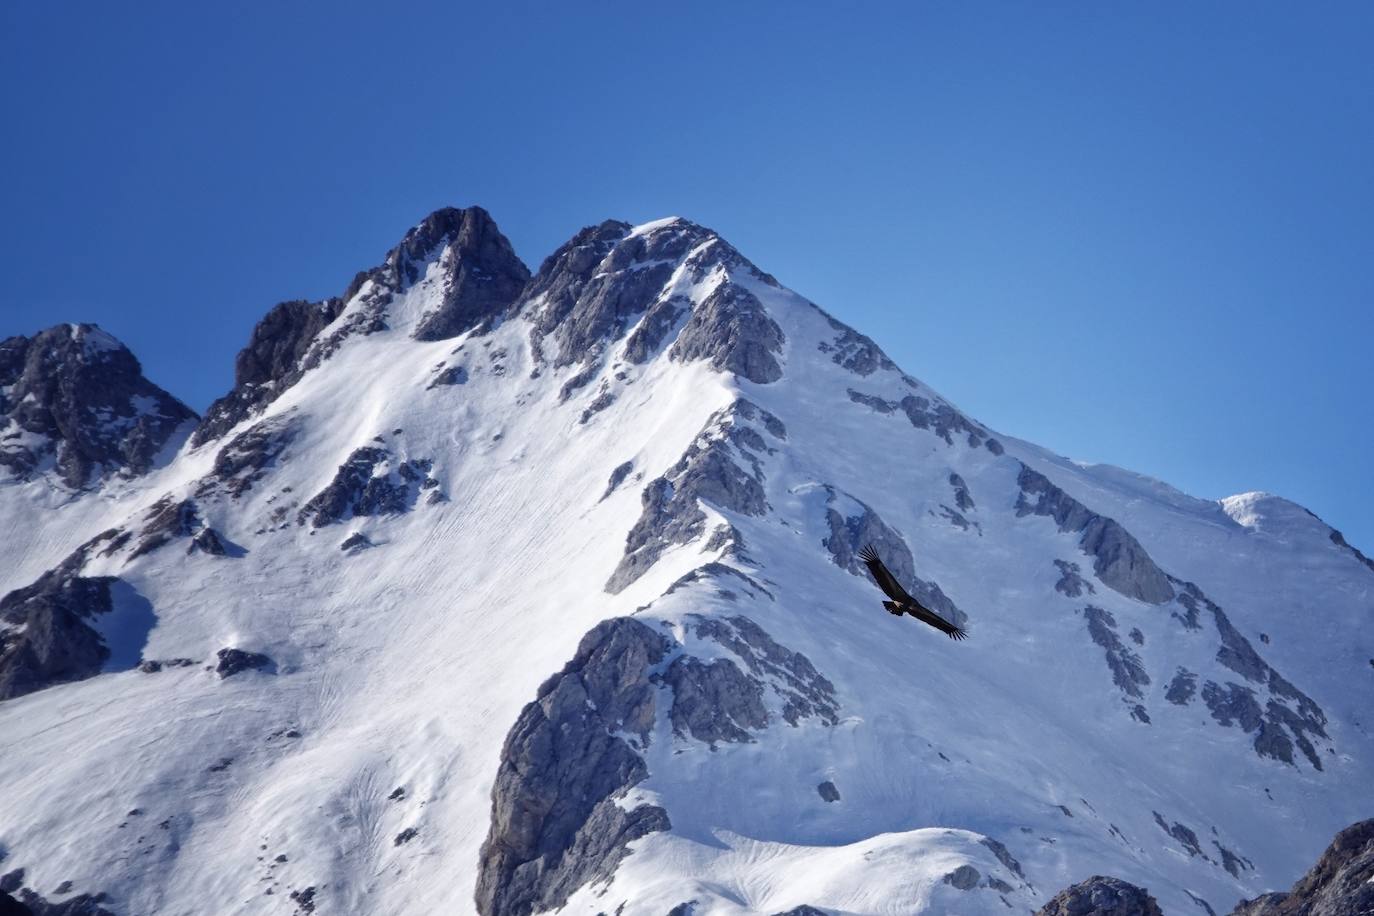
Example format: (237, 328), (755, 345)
(194, 207), (527, 446)
(403, 207), (530, 342)
(1016, 464), (1175, 605)
(191, 300), (343, 446)
(476, 617), (671, 916)
(1034, 875), (1164, 916)
(1231, 818), (1374, 916)
(296, 446), (437, 527)
(607, 400), (779, 593)
(0, 325), (196, 488)
(0, 562), (115, 702)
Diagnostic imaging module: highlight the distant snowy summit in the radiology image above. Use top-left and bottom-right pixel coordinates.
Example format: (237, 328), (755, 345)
(0, 206), (1371, 916)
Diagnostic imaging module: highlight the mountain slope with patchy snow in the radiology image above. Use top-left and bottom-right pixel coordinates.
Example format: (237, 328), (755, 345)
(0, 208), (1369, 916)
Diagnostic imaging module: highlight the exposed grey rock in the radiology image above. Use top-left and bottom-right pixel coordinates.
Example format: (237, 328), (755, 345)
(846, 389), (896, 414)
(1166, 669), (1197, 705)
(667, 903), (696, 916)
(0, 325), (196, 487)
(198, 411), (299, 498)
(1034, 875), (1164, 916)
(1329, 529), (1374, 575)
(817, 780), (840, 802)
(948, 473), (975, 511)
(663, 655), (767, 745)
(845, 388), (992, 449)
(1174, 581), (1327, 769)
(1084, 606), (1149, 699)
(196, 208), (525, 445)
(657, 564), (771, 607)
(404, 207), (530, 342)
(1054, 560), (1095, 598)
(297, 447), (434, 527)
(601, 461), (635, 501)
(427, 364), (469, 388)
(607, 402), (774, 593)
(1203, 679), (1263, 730)
(0, 891), (22, 916)
(192, 299), (343, 446)
(937, 505), (979, 533)
(340, 532), (373, 553)
(771, 908), (830, 916)
(394, 827), (418, 846)
(0, 871), (22, 894)
(0, 557), (117, 701)
(690, 615), (839, 727)
(670, 281), (784, 384)
(623, 295), (689, 364)
(1152, 811), (1206, 859)
(476, 618), (671, 916)
(1230, 818), (1374, 916)
(130, 497), (200, 559)
(944, 865), (982, 890)
(215, 648), (271, 678)
(579, 384), (616, 424)
(13, 888), (115, 916)
(822, 487), (968, 628)
(188, 527), (227, 556)
(980, 837), (1029, 886)
(818, 315), (895, 376)
(138, 657), (194, 673)
(1016, 465), (1174, 604)
(1213, 840), (1252, 878)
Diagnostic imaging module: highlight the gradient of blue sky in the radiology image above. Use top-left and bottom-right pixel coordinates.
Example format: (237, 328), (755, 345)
(2, 2), (1370, 551)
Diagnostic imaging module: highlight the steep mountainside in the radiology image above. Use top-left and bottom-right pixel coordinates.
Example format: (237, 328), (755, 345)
(0, 208), (1369, 916)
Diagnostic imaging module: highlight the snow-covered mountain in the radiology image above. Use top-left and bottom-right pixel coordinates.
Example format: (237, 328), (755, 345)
(0, 207), (1369, 916)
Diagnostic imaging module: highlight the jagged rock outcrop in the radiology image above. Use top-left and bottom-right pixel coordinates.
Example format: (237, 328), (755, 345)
(822, 487), (968, 628)
(1016, 464), (1175, 604)
(663, 654), (768, 744)
(196, 411), (300, 499)
(606, 401), (778, 593)
(476, 618), (671, 916)
(688, 615), (839, 728)
(1084, 606), (1150, 701)
(0, 556), (116, 701)
(297, 447), (437, 527)
(191, 300), (343, 446)
(0, 324), (195, 487)
(846, 387), (1002, 453)
(194, 207), (526, 445)
(523, 217), (785, 388)
(1231, 818), (1374, 915)
(1034, 875), (1164, 916)
(215, 647), (271, 678)
(669, 280), (784, 383)
(1167, 580), (1329, 770)
(402, 207), (530, 342)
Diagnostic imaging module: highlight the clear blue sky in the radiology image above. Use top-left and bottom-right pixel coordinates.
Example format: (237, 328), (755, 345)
(2, 2), (1370, 552)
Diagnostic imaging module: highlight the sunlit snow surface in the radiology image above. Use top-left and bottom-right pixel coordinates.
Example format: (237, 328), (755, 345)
(0, 219), (1370, 916)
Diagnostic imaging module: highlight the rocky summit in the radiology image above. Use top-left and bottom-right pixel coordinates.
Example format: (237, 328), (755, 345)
(0, 207), (1369, 915)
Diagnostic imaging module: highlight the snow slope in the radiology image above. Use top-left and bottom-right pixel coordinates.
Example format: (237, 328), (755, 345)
(0, 209), (1369, 916)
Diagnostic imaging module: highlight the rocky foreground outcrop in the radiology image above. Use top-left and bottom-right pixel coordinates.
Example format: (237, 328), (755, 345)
(1230, 818), (1374, 916)
(1039, 818), (1374, 916)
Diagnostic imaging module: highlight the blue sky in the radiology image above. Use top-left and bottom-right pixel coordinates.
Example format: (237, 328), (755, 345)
(2, 2), (1370, 551)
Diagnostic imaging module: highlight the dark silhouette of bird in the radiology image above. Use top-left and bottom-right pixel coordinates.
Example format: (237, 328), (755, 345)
(858, 545), (968, 640)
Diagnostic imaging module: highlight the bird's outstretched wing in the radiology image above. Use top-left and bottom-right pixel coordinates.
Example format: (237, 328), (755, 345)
(858, 545), (914, 603)
(908, 603), (969, 640)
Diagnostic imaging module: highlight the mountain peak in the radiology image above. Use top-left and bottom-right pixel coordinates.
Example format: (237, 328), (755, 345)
(0, 324), (196, 488)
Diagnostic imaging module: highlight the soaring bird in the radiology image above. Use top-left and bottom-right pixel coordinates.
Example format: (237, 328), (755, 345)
(858, 545), (968, 640)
